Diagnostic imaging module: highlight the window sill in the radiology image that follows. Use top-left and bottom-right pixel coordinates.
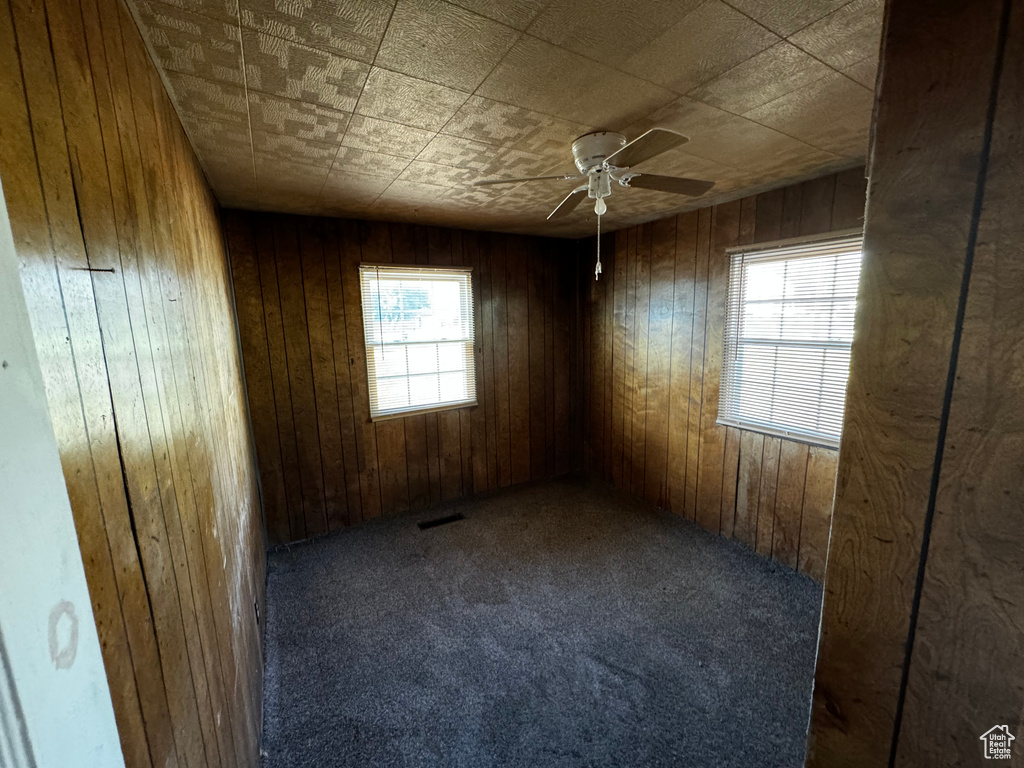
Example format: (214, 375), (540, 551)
(370, 400), (477, 423)
(716, 417), (840, 450)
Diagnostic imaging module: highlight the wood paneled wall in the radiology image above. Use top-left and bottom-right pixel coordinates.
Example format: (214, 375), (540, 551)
(580, 168), (867, 580)
(0, 0), (264, 765)
(225, 212), (578, 546)
(808, 0), (1023, 764)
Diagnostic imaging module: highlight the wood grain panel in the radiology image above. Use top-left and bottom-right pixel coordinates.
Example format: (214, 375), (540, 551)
(276, 218), (328, 536)
(581, 169), (866, 577)
(323, 219), (362, 523)
(477, 233), (498, 489)
(342, 219), (383, 520)
(299, 218), (348, 531)
(695, 200), (741, 532)
(897, 2), (1024, 756)
(798, 447), (838, 582)
(505, 236), (532, 486)
(755, 437), (782, 557)
(684, 209), (711, 521)
(666, 212), (697, 516)
(719, 426), (741, 539)
(735, 431), (764, 549)
(553, 239), (571, 475)
(0, 0), (265, 763)
(642, 217), (676, 508)
(255, 215), (306, 540)
(489, 233), (512, 488)
(630, 224), (651, 495)
(601, 234), (616, 479)
(620, 227), (636, 489)
(809, 0), (1023, 763)
(610, 229), (628, 488)
(528, 240), (547, 482)
(228, 213), (577, 544)
(772, 440), (809, 569)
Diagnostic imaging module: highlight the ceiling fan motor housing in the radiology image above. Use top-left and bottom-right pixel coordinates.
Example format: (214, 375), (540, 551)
(572, 132), (627, 174)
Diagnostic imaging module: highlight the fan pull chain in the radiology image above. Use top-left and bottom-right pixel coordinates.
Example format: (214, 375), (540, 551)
(595, 213), (602, 281)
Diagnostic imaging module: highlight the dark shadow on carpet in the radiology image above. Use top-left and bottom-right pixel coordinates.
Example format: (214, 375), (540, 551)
(261, 477), (822, 767)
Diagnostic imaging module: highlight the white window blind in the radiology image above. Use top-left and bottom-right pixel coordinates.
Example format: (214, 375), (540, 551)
(718, 233), (863, 448)
(359, 265), (476, 420)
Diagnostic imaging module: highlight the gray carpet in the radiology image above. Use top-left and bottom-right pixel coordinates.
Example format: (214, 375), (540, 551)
(261, 477), (822, 768)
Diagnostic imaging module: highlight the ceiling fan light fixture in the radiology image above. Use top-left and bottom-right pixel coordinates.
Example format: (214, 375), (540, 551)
(471, 128), (716, 279)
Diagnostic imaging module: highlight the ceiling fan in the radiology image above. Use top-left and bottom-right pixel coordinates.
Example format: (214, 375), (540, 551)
(472, 128), (715, 220)
(472, 128), (715, 279)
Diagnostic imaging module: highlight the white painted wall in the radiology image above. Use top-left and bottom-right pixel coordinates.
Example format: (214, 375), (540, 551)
(0, 175), (125, 766)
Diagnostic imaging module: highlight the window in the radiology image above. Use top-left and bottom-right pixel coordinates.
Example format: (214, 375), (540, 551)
(718, 232), (863, 448)
(359, 265), (476, 420)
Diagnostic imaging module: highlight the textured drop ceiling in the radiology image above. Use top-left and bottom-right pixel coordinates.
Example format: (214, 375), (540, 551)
(130, 0), (882, 237)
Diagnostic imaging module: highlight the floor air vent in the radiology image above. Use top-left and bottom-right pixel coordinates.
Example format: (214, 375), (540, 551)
(417, 513), (465, 530)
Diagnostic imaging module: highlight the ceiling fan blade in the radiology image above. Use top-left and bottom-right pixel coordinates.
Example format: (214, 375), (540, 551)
(605, 128), (689, 169)
(625, 174), (715, 196)
(547, 185), (588, 220)
(473, 173), (582, 187)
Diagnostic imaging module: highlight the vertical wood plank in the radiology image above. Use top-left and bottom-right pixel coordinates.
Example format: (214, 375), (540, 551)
(799, 174), (836, 236)
(438, 409), (463, 500)
(621, 227), (637, 489)
(755, 437), (782, 557)
(587, 238), (606, 474)
(299, 217), (347, 532)
(543, 243), (556, 477)
(256, 217), (305, 540)
(719, 427), (742, 539)
(340, 220), (382, 519)
(602, 233), (616, 478)
(479, 233), (498, 490)
(734, 431), (764, 548)
(553, 242), (571, 476)
(780, 183), (803, 238)
(610, 229), (629, 487)
(684, 209), (711, 521)
(630, 224), (652, 496)
(323, 219), (362, 525)
(799, 447), (839, 581)
(489, 233), (512, 488)
(403, 413), (430, 509)
(226, 213), (289, 543)
(666, 213), (696, 516)
(506, 236), (531, 484)
(376, 419), (410, 514)
(831, 167), (868, 230)
(695, 201), (740, 533)
(642, 216), (676, 508)
(274, 216), (327, 537)
(772, 440), (809, 569)
(0, 0), (266, 759)
(753, 187), (785, 242)
(528, 239), (547, 480)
